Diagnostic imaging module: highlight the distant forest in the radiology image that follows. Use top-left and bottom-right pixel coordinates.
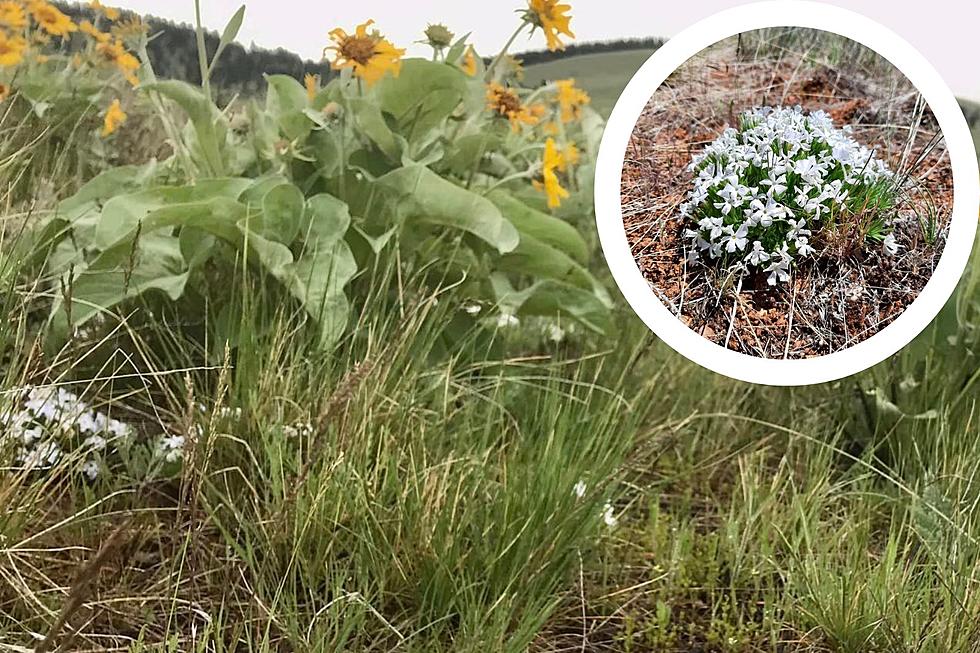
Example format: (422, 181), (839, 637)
(60, 3), (334, 100)
(58, 3), (664, 98)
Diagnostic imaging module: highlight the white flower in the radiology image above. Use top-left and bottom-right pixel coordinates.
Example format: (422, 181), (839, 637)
(601, 502), (618, 528)
(156, 435), (185, 464)
(547, 323), (565, 344)
(745, 241), (770, 266)
(787, 219), (811, 241)
(795, 237), (816, 257)
(495, 312), (520, 328)
(81, 459), (101, 480)
(19, 441), (61, 469)
(463, 303), (482, 315)
(573, 480), (587, 498)
(721, 224), (749, 253)
(883, 233), (900, 255)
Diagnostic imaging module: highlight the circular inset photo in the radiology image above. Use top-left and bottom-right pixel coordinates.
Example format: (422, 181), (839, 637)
(596, 2), (979, 385)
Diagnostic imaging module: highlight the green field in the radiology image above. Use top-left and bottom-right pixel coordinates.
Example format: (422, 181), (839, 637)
(525, 48), (658, 117)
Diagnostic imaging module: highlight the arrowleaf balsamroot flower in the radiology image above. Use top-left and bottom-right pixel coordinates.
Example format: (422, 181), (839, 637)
(524, 0), (574, 51)
(487, 82), (541, 131)
(556, 78), (589, 123)
(95, 38), (140, 85)
(0, 1), (27, 30)
(325, 19), (405, 87)
(89, 0), (120, 21)
(79, 19), (111, 44)
(304, 73), (319, 102)
(535, 137), (570, 209)
(28, 1), (76, 37)
(681, 106), (896, 285)
(461, 46), (478, 76)
(101, 98), (126, 137)
(0, 30), (25, 67)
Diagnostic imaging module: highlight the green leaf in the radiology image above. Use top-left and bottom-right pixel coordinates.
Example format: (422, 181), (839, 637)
(348, 97), (401, 161)
(503, 279), (611, 334)
(487, 190), (589, 264)
(59, 162), (160, 217)
(94, 180), (252, 250)
(265, 74), (314, 140)
(209, 5), (246, 74)
(377, 59), (468, 142)
(289, 194), (357, 347)
(255, 182), (305, 244)
(376, 165), (519, 254)
(144, 80), (229, 177)
(50, 235), (190, 331)
(445, 32), (471, 64)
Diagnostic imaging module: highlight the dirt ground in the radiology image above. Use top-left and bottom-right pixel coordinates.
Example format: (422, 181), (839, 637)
(620, 36), (954, 359)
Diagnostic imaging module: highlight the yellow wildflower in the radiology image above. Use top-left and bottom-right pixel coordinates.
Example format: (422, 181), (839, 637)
(89, 0), (120, 21)
(304, 73), (319, 102)
(487, 82), (540, 132)
(525, 0), (574, 51)
(555, 78), (589, 123)
(96, 38), (140, 85)
(0, 83), (9, 102)
(461, 46), (478, 77)
(557, 142), (580, 172)
(101, 99), (126, 137)
(325, 20), (405, 87)
(28, 1), (77, 37)
(111, 16), (147, 40)
(0, 31), (26, 67)
(79, 19), (111, 44)
(542, 121), (560, 136)
(0, 1), (27, 30)
(534, 138), (570, 209)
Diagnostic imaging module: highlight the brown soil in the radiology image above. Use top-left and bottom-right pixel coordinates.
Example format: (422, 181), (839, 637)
(621, 39), (954, 359)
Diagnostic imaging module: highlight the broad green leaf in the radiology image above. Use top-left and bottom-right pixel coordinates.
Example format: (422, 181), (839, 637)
(487, 190), (589, 264)
(144, 80), (228, 176)
(237, 174), (289, 205)
(50, 235), (190, 331)
(289, 194), (357, 346)
(255, 183), (305, 244)
(265, 75), (318, 140)
(59, 162), (159, 216)
(348, 97), (401, 161)
(518, 282), (611, 333)
(377, 165), (519, 254)
(377, 59), (468, 141)
(443, 133), (499, 174)
(265, 74), (308, 113)
(497, 233), (598, 293)
(94, 180), (252, 250)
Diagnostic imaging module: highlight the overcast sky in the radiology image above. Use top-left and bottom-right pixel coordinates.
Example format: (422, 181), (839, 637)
(111, 0), (980, 101)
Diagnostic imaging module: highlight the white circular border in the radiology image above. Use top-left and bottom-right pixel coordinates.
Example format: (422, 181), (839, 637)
(595, 0), (980, 387)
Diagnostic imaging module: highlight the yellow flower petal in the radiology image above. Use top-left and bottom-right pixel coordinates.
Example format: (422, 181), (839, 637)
(324, 19), (404, 87)
(102, 99), (127, 137)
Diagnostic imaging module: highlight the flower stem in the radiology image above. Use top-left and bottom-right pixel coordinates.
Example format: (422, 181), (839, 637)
(193, 0), (212, 100)
(485, 23), (528, 82)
